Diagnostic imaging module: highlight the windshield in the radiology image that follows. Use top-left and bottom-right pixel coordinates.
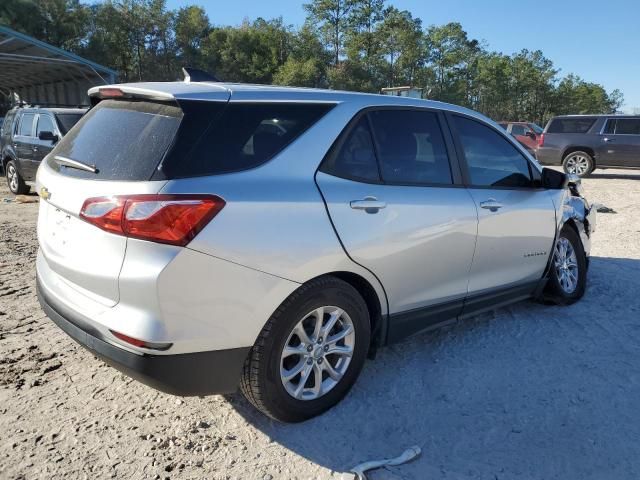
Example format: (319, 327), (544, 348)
(55, 113), (84, 135)
(530, 123), (544, 134)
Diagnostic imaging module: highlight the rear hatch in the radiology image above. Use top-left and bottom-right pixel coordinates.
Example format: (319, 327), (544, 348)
(36, 96), (196, 306)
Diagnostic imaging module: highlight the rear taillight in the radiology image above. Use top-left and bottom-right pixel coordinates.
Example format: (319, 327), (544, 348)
(538, 133), (545, 147)
(80, 194), (225, 246)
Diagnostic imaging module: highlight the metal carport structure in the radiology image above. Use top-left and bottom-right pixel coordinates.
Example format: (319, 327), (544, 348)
(0, 25), (117, 107)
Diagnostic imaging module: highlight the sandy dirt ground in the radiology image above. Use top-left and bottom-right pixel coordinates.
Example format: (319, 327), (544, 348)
(1, 170), (640, 480)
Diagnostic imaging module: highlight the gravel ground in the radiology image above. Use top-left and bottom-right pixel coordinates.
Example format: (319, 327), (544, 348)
(1, 170), (639, 480)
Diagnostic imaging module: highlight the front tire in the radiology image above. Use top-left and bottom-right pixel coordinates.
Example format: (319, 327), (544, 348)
(562, 151), (593, 177)
(240, 276), (370, 422)
(545, 226), (587, 305)
(5, 160), (30, 195)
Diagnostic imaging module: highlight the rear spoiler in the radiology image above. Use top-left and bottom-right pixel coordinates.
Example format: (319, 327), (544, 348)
(88, 85), (175, 106)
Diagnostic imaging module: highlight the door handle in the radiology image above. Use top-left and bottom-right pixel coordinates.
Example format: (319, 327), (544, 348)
(350, 196), (386, 213)
(479, 199), (503, 212)
(603, 137), (614, 143)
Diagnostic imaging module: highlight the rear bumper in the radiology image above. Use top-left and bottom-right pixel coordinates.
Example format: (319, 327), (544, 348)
(37, 276), (249, 395)
(535, 147), (562, 165)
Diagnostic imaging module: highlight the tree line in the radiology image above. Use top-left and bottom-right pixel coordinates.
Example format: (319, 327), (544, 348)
(1, 0), (624, 124)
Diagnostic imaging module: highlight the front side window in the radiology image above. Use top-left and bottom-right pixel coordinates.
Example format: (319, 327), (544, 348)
(321, 117), (380, 182)
(453, 115), (532, 188)
(36, 115), (56, 136)
(368, 109), (452, 185)
(18, 113), (35, 136)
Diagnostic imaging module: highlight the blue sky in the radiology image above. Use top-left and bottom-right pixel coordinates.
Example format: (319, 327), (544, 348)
(166, 0), (640, 111)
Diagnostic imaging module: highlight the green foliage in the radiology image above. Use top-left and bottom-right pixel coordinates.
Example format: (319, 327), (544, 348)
(0, 0), (625, 121)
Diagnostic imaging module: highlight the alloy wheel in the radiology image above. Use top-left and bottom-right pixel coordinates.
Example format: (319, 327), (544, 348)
(7, 164), (18, 192)
(280, 305), (355, 401)
(565, 154), (590, 175)
(554, 236), (579, 294)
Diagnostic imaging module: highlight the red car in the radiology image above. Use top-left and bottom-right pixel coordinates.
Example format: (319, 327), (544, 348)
(499, 121), (544, 153)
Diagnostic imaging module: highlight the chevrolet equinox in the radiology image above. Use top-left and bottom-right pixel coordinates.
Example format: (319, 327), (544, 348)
(36, 81), (595, 422)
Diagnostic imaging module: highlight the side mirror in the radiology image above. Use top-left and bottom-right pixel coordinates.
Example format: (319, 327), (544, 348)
(525, 131), (536, 139)
(541, 167), (569, 189)
(38, 131), (58, 142)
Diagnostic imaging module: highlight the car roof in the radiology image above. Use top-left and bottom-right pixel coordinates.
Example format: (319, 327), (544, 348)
(550, 114), (640, 119)
(88, 81), (491, 121)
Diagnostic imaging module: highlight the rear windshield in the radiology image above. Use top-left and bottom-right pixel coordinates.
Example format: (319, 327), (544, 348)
(55, 113), (84, 134)
(547, 117), (597, 134)
(48, 99), (333, 181)
(48, 100), (183, 180)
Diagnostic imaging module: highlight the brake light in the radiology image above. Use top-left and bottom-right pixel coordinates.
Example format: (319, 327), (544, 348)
(99, 87), (124, 98)
(538, 133), (545, 147)
(80, 194), (225, 246)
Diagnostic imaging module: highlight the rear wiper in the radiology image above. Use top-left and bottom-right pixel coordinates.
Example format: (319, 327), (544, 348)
(53, 155), (98, 174)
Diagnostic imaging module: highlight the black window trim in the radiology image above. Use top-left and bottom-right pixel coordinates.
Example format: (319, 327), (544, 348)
(445, 111), (543, 191)
(317, 105), (465, 188)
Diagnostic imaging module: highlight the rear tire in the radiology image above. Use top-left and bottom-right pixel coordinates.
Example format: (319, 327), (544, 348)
(545, 226), (587, 305)
(5, 160), (30, 195)
(240, 276), (370, 423)
(562, 151), (593, 177)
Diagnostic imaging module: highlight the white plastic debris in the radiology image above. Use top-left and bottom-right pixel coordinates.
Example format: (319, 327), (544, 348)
(341, 445), (421, 480)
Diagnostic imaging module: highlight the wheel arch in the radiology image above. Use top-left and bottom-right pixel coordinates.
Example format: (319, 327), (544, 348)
(306, 271), (387, 356)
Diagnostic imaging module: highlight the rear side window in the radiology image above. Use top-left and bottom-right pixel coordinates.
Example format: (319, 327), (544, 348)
(18, 113), (35, 136)
(55, 113), (84, 134)
(547, 117), (597, 134)
(368, 110), (452, 185)
(321, 117), (380, 182)
(162, 102), (334, 178)
(49, 100), (183, 180)
(453, 115), (532, 188)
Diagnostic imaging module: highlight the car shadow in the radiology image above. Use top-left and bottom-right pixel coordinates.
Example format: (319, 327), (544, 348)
(230, 256), (640, 479)
(588, 172), (640, 180)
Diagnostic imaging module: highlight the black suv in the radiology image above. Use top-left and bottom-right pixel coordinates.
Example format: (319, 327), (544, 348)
(1, 107), (86, 193)
(536, 115), (640, 177)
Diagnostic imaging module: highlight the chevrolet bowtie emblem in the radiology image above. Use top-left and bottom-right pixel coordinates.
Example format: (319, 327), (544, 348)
(40, 187), (51, 200)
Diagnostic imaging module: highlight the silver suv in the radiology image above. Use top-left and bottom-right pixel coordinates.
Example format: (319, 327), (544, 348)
(36, 82), (595, 422)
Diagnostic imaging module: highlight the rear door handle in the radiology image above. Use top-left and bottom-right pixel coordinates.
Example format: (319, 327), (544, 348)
(350, 196), (386, 213)
(603, 137), (614, 143)
(479, 199), (503, 212)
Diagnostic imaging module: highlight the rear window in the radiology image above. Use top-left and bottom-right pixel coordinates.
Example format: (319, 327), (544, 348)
(48, 100), (183, 180)
(48, 100), (333, 181)
(55, 113), (84, 134)
(547, 117), (597, 134)
(160, 102), (335, 178)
